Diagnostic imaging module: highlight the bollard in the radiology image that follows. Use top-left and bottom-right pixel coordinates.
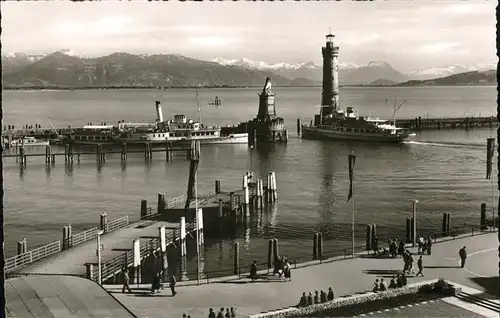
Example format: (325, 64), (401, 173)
(442, 213), (448, 236)
(233, 242), (240, 275)
(366, 224), (373, 251)
(267, 239), (273, 269)
(272, 238), (279, 264)
(406, 218), (412, 243)
(140, 200), (148, 219)
(17, 240), (24, 255)
(446, 213), (451, 234)
(157, 192), (165, 214)
(318, 232), (323, 260)
(480, 203), (487, 229)
(100, 212), (108, 232)
(67, 224), (72, 248)
(180, 217), (186, 257)
(215, 180), (221, 194)
(63, 226), (69, 250)
(313, 233), (318, 260)
(133, 239), (141, 284)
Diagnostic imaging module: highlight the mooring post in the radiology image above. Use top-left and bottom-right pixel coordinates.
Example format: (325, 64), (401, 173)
(159, 226), (168, 282)
(233, 242), (240, 276)
(197, 208), (204, 245)
(45, 145), (51, 164)
(67, 224), (72, 248)
(17, 240), (24, 255)
(446, 212), (451, 234)
(100, 212), (108, 233)
(63, 225), (69, 250)
(180, 217), (186, 257)
(480, 203), (487, 229)
(22, 238), (27, 254)
(267, 239), (273, 269)
(272, 130), (276, 143)
(218, 199), (224, 235)
(366, 224), (373, 251)
(318, 232), (323, 260)
(157, 192), (165, 214)
(140, 200), (148, 219)
(297, 118), (302, 136)
(272, 238), (279, 264)
(313, 233), (318, 260)
(133, 239), (141, 285)
(86, 264), (94, 280)
(215, 180), (221, 194)
(272, 172), (278, 201)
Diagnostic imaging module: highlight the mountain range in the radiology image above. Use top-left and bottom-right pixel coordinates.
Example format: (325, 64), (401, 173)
(1, 50), (496, 88)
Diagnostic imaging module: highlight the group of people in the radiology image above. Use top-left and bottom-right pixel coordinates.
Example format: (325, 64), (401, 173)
(121, 266), (178, 296)
(206, 307), (236, 318)
(417, 236), (433, 255)
(372, 236), (405, 258)
(297, 287), (335, 307)
(372, 274), (408, 292)
(402, 250), (425, 276)
(273, 256), (292, 281)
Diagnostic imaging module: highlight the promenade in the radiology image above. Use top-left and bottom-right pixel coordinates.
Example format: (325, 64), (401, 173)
(107, 232), (499, 317)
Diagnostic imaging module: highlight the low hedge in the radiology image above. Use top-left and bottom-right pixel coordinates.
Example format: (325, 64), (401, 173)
(249, 279), (461, 318)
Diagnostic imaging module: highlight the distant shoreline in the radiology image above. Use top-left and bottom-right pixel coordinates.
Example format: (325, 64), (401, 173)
(2, 84), (496, 91)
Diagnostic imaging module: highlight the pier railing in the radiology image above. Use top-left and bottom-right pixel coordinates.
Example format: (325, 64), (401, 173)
(105, 216), (129, 233)
(4, 241), (61, 273)
(71, 227), (99, 247)
(89, 220), (196, 282)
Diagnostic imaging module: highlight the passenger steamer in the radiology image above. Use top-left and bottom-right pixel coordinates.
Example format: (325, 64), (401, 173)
(302, 32), (413, 143)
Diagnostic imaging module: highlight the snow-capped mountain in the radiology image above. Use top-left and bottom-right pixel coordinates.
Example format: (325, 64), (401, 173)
(409, 64), (496, 80)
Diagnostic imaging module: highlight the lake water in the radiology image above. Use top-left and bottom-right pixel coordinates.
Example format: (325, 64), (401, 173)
(2, 86), (497, 278)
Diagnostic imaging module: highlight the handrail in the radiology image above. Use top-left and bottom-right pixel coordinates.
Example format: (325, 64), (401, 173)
(106, 216), (129, 233)
(4, 241), (61, 273)
(71, 227), (98, 247)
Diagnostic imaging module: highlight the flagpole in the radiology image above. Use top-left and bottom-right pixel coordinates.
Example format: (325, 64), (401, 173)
(352, 180), (355, 258)
(195, 147), (200, 285)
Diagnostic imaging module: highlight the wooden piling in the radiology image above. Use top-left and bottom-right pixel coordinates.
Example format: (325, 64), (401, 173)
(159, 226), (168, 281)
(410, 218), (414, 243)
(272, 238), (279, 263)
(318, 232), (323, 260)
(366, 224), (373, 251)
(63, 226), (69, 250)
(17, 240), (24, 255)
(140, 200), (148, 219)
(45, 145), (51, 163)
(313, 233), (318, 260)
(267, 239), (273, 269)
(22, 238), (27, 254)
(180, 217), (186, 257)
(67, 224), (72, 248)
(65, 144), (70, 162)
(100, 212), (108, 232)
(297, 118), (302, 136)
(157, 192), (165, 214)
(133, 239), (141, 284)
(442, 213), (448, 236)
(372, 224), (377, 240)
(215, 180), (221, 194)
(121, 143), (127, 161)
(446, 212), (451, 234)
(480, 203), (487, 229)
(233, 242), (240, 275)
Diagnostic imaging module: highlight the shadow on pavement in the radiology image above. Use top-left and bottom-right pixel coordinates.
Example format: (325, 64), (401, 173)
(469, 276), (500, 298)
(362, 269), (402, 275)
(425, 265), (460, 269)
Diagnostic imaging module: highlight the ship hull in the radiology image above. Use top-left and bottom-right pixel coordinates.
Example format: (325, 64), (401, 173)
(302, 126), (411, 143)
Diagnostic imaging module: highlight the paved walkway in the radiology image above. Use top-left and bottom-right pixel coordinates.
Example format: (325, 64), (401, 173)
(108, 232), (498, 318)
(18, 220), (178, 276)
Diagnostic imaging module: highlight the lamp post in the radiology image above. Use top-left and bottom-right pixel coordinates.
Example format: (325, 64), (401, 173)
(97, 230), (104, 285)
(412, 200), (418, 247)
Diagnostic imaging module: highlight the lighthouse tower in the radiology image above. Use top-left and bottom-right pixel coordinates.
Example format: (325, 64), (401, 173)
(320, 32), (340, 119)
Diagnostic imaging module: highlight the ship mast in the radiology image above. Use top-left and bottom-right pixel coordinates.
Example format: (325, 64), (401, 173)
(196, 87), (202, 125)
(392, 97), (406, 127)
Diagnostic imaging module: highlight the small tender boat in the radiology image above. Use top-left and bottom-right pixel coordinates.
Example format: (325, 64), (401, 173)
(11, 136), (50, 147)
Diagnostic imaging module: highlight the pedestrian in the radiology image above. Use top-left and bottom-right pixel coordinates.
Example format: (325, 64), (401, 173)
(225, 308), (230, 318)
(398, 240), (405, 257)
(121, 267), (132, 293)
(327, 287), (335, 300)
(284, 260), (291, 281)
(396, 274), (403, 287)
(426, 236), (433, 255)
(402, 253), (409, 273)
(416, 256), (424, 276)
(391, 238), (398, 258)
(320, 290), (327, 303)
(389, 276), (397, 288)
(169, 274), (177, 296)
(273, 257), (282, 276)
(208, 308), (216, 318)
(401, 273), (407, 286)
(182, 314), (186, 318)
(216, 308), (224, 318)
(307, 292), (313, 306)
(372, 236), (379, 256)
(459, 246), (467, 268)
(379, 279), (387, 291)
(151, 272), (161, 293)
(314, 290), (320, 304)
(230, 307), (236, 318)
(250, 260), (258, 281)
(418, 236), (425, 254)
(298, 292), (308, 307)
(278, 256), (286, 278)
(373, 279), (379, 292)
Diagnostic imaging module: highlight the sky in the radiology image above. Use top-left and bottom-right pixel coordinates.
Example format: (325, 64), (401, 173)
(1, 1), (497, 73)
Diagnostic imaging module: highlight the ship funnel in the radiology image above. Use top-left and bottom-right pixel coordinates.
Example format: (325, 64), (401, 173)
(155, 101), (164, 123)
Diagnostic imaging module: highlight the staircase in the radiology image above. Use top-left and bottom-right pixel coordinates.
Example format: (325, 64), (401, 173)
(456, 291), (500, 313)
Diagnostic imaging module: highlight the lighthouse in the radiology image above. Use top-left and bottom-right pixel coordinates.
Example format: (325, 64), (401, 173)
(320, 32), (340, 119)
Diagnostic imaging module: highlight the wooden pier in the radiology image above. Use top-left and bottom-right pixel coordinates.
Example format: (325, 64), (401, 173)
(2, 141), (200, 165)
(391, 116), (497, 131)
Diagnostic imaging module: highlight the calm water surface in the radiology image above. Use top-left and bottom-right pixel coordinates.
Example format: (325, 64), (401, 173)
(3, 86), (497, 278)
